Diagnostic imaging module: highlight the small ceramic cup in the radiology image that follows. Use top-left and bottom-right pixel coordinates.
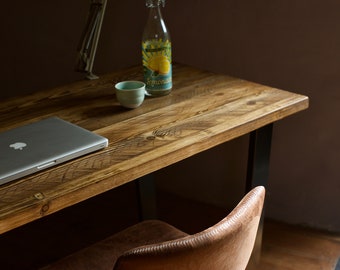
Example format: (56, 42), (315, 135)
(115, 81), (146, 109)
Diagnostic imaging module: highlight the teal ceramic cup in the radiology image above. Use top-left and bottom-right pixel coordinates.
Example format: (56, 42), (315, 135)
(115, 81), (146, 109)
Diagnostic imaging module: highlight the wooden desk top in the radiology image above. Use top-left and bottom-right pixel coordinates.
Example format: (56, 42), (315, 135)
(0, 64), (308, 234)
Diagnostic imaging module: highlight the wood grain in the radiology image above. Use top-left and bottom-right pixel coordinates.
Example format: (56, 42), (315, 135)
(0, 64), (309, 234)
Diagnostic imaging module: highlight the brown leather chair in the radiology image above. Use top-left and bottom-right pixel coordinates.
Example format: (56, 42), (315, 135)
(42, 186), (265, 270)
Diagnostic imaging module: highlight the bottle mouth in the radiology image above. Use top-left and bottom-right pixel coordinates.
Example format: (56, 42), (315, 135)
(146, 0), (165, 8)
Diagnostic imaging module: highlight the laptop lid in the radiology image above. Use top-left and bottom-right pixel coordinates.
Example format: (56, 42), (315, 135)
(0, 117), (108, 185)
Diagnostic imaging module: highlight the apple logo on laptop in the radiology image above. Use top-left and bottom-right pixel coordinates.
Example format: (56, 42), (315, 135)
(10, 142), (27, 150)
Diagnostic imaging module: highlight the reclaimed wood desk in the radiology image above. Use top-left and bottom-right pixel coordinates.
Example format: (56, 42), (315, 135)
(0, 64), (308, 234)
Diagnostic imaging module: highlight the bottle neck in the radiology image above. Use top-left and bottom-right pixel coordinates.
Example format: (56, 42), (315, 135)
(146, 0), (165, 8)
(143, 4), (169, 40)
(147, 4), (163, 22)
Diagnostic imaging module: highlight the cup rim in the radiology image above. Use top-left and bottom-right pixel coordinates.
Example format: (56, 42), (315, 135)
(115, 81), (145, 91)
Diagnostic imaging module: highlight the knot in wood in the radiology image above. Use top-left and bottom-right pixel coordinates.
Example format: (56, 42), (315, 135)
(40, 203), (50, 215)
(34, 192), (45, 200)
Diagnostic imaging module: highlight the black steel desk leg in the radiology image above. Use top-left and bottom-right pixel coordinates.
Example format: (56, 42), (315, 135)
(246, 124), (273, 269)
(136, 174), (158, 221)
(246, 123), (273, 191)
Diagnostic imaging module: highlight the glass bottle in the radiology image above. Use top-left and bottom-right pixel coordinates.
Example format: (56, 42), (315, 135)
(142, 0), (172, 96)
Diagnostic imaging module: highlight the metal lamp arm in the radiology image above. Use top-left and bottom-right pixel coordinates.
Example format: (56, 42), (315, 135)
(75, 0), (107, 80)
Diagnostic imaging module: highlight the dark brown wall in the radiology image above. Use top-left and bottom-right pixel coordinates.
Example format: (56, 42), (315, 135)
(163, 0), (340, 232)
(1, 0), (339, 232)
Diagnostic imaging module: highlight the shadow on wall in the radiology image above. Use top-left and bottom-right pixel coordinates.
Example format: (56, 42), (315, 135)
(1, 0), (144, 99)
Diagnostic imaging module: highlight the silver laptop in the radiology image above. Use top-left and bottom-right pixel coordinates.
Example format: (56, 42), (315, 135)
(0, 117), (108, 185)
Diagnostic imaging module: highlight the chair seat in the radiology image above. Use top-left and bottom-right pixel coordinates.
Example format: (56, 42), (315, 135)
(41, 220), (188, 270)
(42, 186), (265, 270)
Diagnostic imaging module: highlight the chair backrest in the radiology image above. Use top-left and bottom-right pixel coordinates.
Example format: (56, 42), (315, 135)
(113, 186), (265, 270)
